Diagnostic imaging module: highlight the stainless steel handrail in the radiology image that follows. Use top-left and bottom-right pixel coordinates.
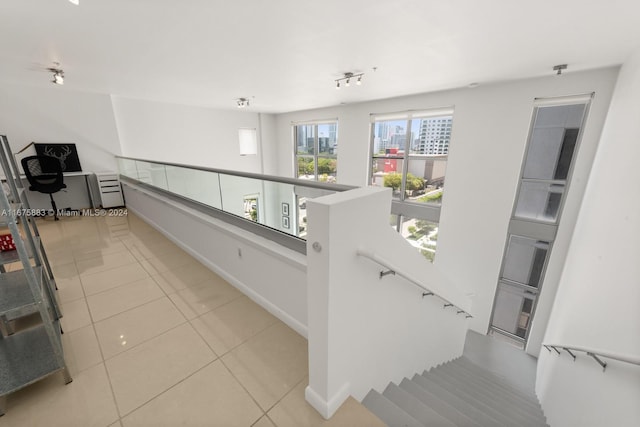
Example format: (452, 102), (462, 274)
(115, 155), (355, 192)
(543, 343), (640, 371)
(356, 248), (472, 318)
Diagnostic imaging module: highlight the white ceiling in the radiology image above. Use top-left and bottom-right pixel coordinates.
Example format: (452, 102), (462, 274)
(1, 0), (639, 113)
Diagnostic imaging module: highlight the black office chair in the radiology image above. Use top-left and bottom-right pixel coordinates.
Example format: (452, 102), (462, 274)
(21, 155), (66, 221)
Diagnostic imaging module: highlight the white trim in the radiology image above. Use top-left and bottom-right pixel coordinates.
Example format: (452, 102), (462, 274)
(533, 93), (594, 106)
(290, 118), (338, 125)
(370, 106), (455, 122)
(305, 382), (351, 419)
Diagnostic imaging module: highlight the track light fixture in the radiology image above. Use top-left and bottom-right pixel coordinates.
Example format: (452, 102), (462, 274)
(553, 64), (567, 76)
(236, 97), (250, 108)
(335, 72), (364, 89)
(47, 63), (64, 85)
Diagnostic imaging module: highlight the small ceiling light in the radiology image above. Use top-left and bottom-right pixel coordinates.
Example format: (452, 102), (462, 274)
(334, 71), (364, 89)
(69, 0), (79, 4)
(553, 64), (568, 76)
(47, 63), (64, 85)
(236, 97), (250, 108)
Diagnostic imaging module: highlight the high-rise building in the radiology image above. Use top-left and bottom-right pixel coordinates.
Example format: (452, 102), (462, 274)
(417, 116), (453, 155)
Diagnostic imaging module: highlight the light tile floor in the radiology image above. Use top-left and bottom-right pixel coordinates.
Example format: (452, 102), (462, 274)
(0, 212), (384, 427)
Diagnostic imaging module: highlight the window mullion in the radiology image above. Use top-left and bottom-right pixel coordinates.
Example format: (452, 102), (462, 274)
(399, 119), (411, 200)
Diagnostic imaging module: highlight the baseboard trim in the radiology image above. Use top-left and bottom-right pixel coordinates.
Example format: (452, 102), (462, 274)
(305, 382), (351, 419)
(126, 201), (309, 339)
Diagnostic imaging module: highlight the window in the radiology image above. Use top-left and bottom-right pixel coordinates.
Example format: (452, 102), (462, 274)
(294, 121), (338, 183)
(371, 109), (454, 261)
(490, 94), (591, 343)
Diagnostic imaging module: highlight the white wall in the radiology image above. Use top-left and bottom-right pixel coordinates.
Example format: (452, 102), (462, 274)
(536, 49), (640, 427)
(122, 182), (308, 336)
(0, 82), (122, 209)
(305, 186), (469, 418)
(111, 96), (277, 174)
(0, 82), (121, 171)
(275, 69), (619, 352)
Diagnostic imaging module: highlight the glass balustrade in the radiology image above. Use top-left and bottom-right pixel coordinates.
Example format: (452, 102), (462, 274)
(116, 157), (352, 240)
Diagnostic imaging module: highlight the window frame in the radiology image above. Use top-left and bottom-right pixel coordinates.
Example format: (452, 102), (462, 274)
(369, 108), (455, 261)
(293, 120), (338, 182)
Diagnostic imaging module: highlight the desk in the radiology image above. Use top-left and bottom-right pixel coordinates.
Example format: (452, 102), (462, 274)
(3, 172), (96, 210)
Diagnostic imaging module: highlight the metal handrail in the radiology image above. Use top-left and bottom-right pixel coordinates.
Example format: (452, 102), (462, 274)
(543, 343), (640, 371)
(356, 248), (472, 318)
(115, 155), (355, 192)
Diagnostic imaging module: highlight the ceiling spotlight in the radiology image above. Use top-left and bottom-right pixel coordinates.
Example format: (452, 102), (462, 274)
(68, 0), (79, 5)
(553, 64), (568, 76)
(236, 97), (250, 108)
(334, 71), (364, 89)
(47, 63), (64, 85)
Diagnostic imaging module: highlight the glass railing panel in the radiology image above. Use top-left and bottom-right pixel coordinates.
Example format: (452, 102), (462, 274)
(117, 156), (351, 242)
(261, 180), (297, 235)
(165, 166), (222, 210)
(135, 160), (169, 190)
(118, 158), (139, 180)
(218, 173), (265, 222)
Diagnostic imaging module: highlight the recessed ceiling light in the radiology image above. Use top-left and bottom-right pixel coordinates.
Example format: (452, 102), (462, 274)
(69, 0), (79, 5)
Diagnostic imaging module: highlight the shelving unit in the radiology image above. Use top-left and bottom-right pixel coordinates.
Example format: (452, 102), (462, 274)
(0, 135), (71, 416)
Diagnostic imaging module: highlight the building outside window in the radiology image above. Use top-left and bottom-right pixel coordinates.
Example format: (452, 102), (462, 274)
(294, 121), (338, 183)
(370, 109), (454, 261)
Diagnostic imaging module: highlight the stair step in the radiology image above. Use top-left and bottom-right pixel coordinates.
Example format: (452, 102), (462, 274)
(454, 357), (537, 400)
(383, 382), (458, 427)
(362, 389), (423, 427)
(429, 368), (544, 426)
(399, 378), (482, 427)
(411, 373), (509, 427)
(438, 361), (545, 418)
(422, 370), (526, 427)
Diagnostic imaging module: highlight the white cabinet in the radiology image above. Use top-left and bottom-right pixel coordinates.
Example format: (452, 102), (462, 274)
(96, 173), (124, 208)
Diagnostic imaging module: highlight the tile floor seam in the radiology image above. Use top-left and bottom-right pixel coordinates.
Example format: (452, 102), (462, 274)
(217, 352), (269, 421)
(99, 317), (191, 363)
(80, 273), (156, 300)
(71, 245), (132, 262)
(87, 289), (168, 325)
(79, 272), (153, 299)
(78, 291), (122, 423)
(109, 338), (220, 420)
(188, 309), (279, 359)
(251, 414), (277, 427)
(174, 289), (246, 321)
(87, 293), (166, 324)
(75, 254), (140, 278)
(263, 374), (309, 415)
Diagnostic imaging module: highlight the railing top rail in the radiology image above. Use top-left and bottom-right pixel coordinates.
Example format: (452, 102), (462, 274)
(356, 248), (472, 317)
(116, 155), (356, 192)
(543, 343), (640, 367)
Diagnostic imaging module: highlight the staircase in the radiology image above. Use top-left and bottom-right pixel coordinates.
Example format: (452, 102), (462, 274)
(362, 356), (549, 427)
